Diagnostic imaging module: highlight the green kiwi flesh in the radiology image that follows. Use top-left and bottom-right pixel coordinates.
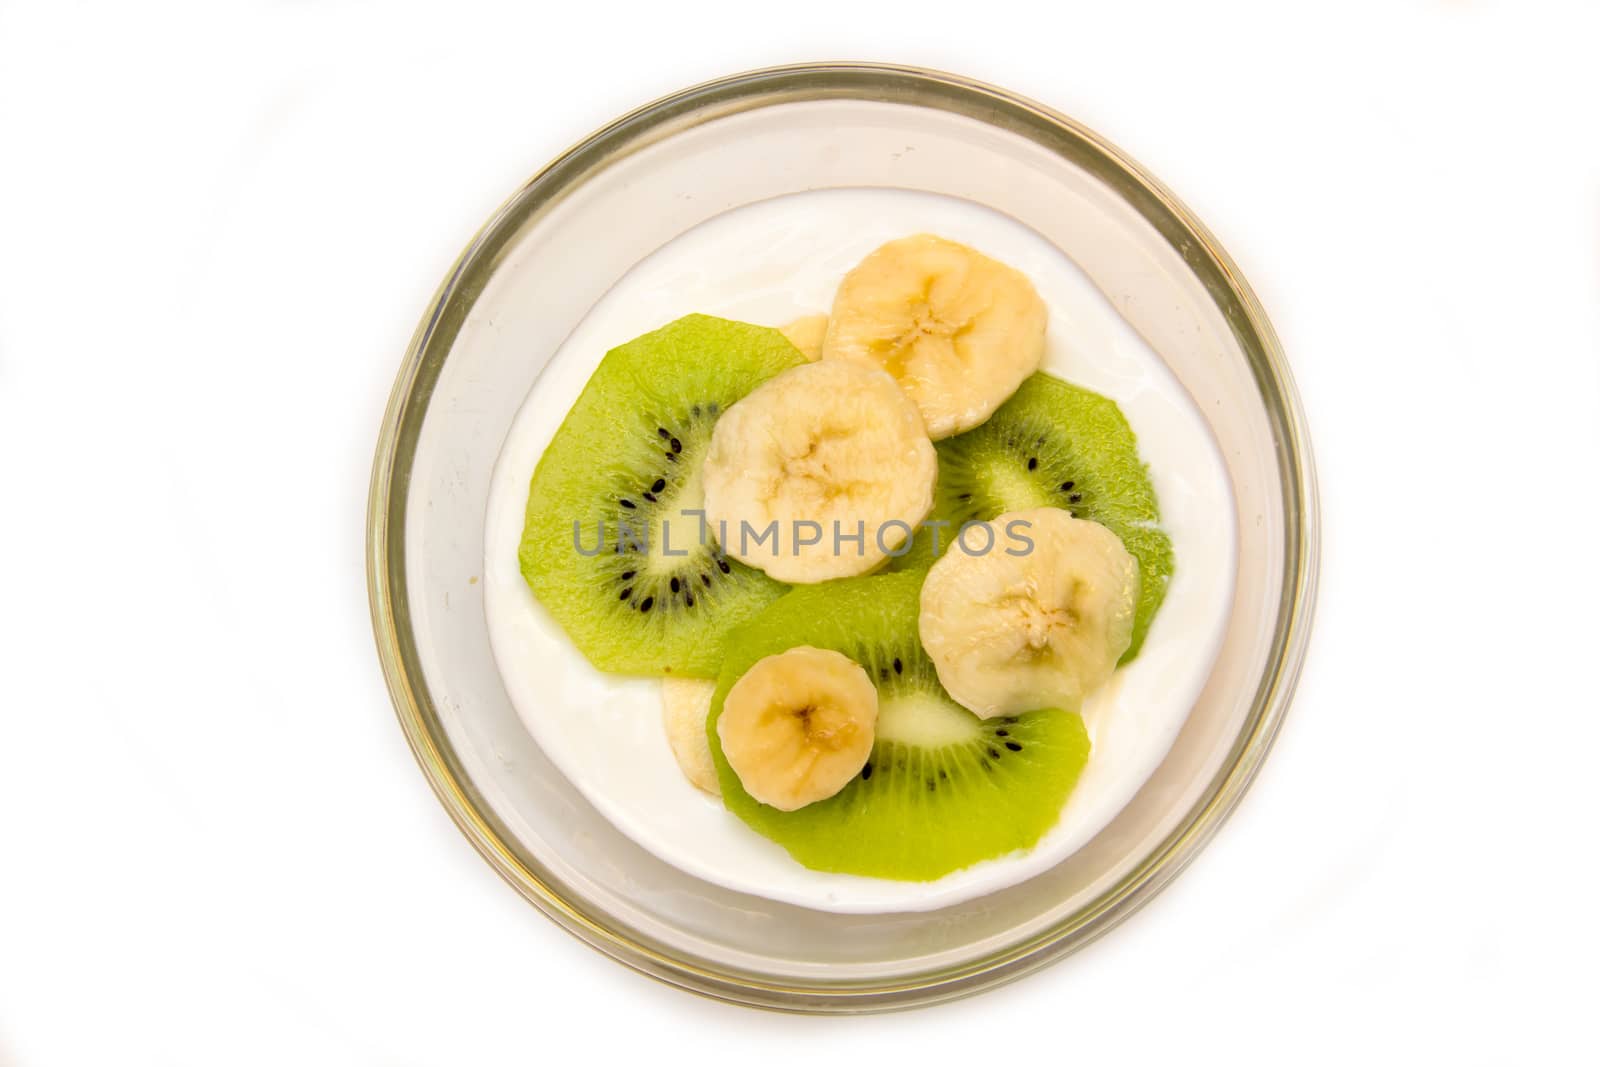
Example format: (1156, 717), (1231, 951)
(518, 314), (805, 677)
(708, 571), (1090, 881)
(893, 372), (1174, 660)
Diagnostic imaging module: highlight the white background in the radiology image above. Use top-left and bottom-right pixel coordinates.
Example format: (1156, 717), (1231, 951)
(2, 2), (1597, 1063)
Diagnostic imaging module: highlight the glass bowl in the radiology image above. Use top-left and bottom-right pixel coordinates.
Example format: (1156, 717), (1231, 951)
(366, 62), (1319, 1012)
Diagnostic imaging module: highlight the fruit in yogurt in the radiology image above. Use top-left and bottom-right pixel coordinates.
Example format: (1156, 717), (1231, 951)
(518, 314), (805, 677)
(708, 571), (1090, 880)
(661, 678), (720, 796)
(919, 507), (1138, 719)
(822, 234), (1046, 439)
(897, 372), (1174, 659)
(701, 360), (937, 583)
(716, 646), (878, 811)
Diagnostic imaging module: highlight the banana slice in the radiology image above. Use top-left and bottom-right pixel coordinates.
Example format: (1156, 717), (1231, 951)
(661, 678), (720, 796)
(918, 507), (1139, 719)
(717, 645), (878, 811)
(823, 234), (1047, 439)
(702, 360), (936, 583)
(779, 314), (828, 361)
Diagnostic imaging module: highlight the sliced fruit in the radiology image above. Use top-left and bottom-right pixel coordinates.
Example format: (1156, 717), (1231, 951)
(661, 678), (720, 796)
(895, 372), (1174, 660)
(918, 507), (1138, 719)
(716, 646), (877, 811)
(822, 234), (1046, 439)
(701, 360), (937, 583)
(708, 572), (1090, 881)
(518, 314), (806, 676)
(779, 314), (827, 361)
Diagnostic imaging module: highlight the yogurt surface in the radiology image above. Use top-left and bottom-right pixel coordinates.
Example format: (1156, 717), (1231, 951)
(482, 188), (1236, 913)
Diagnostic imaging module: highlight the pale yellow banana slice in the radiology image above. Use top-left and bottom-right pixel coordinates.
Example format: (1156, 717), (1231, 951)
(660, 678), (720, 796)
(717, 646), (878, 811)
(918, 507), (1138, 719)
(779, 314), (828, 361)
(822, 234), (1047, 439)
(701, 360), (937, 583)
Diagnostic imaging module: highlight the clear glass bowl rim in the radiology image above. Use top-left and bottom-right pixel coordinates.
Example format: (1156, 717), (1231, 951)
(366, 61), (1320, 1013)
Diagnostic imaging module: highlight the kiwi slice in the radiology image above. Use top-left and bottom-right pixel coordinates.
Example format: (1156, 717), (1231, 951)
(708, 571), (1090, 881)
(895, 373), (1174, 659)
(518, 314), (805, 677)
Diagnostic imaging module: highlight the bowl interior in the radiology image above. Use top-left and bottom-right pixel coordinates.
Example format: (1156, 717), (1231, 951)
(370, 67), (1314, 1010)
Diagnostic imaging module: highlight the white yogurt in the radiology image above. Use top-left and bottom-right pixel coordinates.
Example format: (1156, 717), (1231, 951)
(482, 189), (1236, 914)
